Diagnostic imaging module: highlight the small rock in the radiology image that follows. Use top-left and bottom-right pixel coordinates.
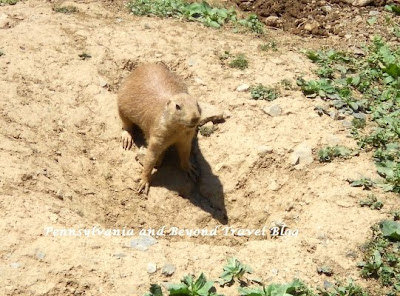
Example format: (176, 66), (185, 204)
(304, 21), (320, 32)
(328, 110), (337, 119)
(352, 47), (365, 56)
(21, 173), (33, 182)
(268, 180), (280, 191)
(198, 101), (224, 126)
(270, 268), (279, 276)
(55, 190), (64, 200)
(324, 281), (334, 289)
(342, 120), (352, 128)
(262, 105), (282, 117)
(36, 250), (45, 260)
(215, 162), (227, 172)
(369, 10), (379, 16)
(194, 77), (206, 86)
(10, 262), (20, 269)
(317, 266), (333, 276)
(130, 235), (157, 251)
(236, 84), (250, 92)
(263, 15), (280, 27)
(337, 113), (346, 120)
(162, 264), (176, 276)
(289, 142), (313, 166)
(257, 145), (273, 156)
(99, 78), (108, 88)
(147, 263), (157, 274)
(113, 253), (127, 259)
(353, 112), (366, 120)
(343, 0), (373, 6)
(321, 5), (332, 13)
(144, 24), (151, 29)
(188, 58), (197, 67)
(222, 110), (232, 119)
(345, 34), (352, 39)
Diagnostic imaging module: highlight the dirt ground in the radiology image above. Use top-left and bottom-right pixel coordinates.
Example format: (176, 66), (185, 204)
(0, 0), (399, 295)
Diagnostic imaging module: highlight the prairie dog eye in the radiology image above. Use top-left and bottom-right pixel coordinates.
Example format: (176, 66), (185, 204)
(175, 104), (181, 110)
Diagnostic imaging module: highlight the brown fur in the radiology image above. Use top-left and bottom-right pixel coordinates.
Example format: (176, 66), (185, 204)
(117, 63), (201, 194)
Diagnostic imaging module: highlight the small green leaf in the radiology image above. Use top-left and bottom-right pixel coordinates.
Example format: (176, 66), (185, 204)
(167, 283), (190, 295)
(381, 220), (400, 241)
(367, 17), (377, 25)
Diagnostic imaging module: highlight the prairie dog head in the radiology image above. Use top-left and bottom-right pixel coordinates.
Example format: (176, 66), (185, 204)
(164, 93), (201, 129)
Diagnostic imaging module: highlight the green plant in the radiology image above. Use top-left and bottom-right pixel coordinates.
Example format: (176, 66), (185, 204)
(53, 5), (79, 14)
(318, 280), (368, 296)
(348, 178), (375, 190)
(318, 146), (352, 162)
(280, 79), (294, 90)
(385, 4), (400, 15)
(250, 84), (279, 101)
(219, 258), (252, 286)
(301, 38), (400, 192)
(259, 41), (277, 52)
(167, 273), (219, 296)
(359, 194), (383, 210)
(0, 0), (18, 4)
(358, 219), (400, 294)
(239, 279), (314, 296)
(127, 0), (263, 33)
(228, 54), (248, 70)
(352, 118), (366, 129)
(199, 124), (215, 137)
(145, 284), (164, 296)
(237, 14), (264, 34)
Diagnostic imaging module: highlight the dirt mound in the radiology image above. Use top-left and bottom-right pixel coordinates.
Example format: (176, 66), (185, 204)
(235, 0), (387, 36)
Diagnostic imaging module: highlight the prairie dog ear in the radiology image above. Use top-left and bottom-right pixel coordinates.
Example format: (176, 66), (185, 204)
(166, 99), (172, 106)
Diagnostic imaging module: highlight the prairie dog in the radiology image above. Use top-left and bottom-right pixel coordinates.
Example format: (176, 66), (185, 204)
(117, 63), (201, 194)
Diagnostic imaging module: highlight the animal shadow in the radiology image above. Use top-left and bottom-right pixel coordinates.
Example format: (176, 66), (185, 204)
(131, 126), (227, 224)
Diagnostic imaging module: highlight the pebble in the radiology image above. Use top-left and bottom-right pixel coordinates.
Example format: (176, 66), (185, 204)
(222, 110), (232, 119)
(147, 263), (157, 274)
(353, 112), (366, 120)
(10, 262), (20, 269)
(236, 84), (250, 92)
(369, 10), (379, 16)
(99, 78), (108, 88)
(113, 253), (127, 259)
(321, 5), (332, 13)
(264, 15), (280, 27)
(162, 264), (176, 276)
(342, 120), (352, 128)
(289, 142), (314, 166)
(262, 105), (282, 117)
(257, 145), (273, 156)
(194, 77), (206, 86)
(130, 236), (157, 251)
(36, 250), (46, 260)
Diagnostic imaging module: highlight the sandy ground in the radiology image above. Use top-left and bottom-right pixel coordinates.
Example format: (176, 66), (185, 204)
(0, 1), (398, 295)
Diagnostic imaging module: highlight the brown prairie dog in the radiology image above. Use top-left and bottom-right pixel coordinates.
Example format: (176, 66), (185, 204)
(117, 63), (201, 194)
